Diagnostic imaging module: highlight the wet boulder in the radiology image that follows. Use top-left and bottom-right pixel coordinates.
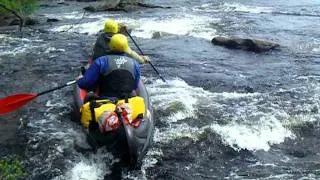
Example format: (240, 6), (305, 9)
(25, 17), (39, 25)
(8, 17), (39, 26)
(46, 18), (60, 23)
(0, 15), (18, 27)
(84, 0), (121, 12)
(151, 31), (173, 39)
(211, 36), (280, 53)
(83, 0), (170, 12)
(152, 31), (162, 39)
(0, 15), (39, 27)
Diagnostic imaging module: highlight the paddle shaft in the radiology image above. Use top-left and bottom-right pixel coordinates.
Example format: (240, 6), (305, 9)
(124, 29), (167, 82)
(0, 80), (77, 115)
(37, 80), (77, 96)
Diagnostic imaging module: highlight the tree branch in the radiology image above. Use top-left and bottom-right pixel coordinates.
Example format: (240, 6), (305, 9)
(0, 4), (24, 32)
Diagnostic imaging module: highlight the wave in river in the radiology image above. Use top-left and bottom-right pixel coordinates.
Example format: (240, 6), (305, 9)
(147, 77), (295, 151)
(0, 35), (46, 56)
(50, 12), (219, 40)
(221, 3), (273, 14)
(131, 15), (219, 40)
(195, 2), (320, 17)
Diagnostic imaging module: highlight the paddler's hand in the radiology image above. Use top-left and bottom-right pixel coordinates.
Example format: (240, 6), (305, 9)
(119, 23), (128, 34)
(141, 55), (150, 63)
(76, 75), (83, 80)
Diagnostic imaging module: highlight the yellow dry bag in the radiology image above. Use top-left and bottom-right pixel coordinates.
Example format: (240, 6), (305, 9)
(80, 97), (145, 128)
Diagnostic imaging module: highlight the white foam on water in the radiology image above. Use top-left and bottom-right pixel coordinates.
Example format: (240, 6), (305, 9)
(52, 146), (114, 180)
(249, 161), (277, 168)
(49, 13), (124, 35)
(44, 47), (65, 53)
(153, 123), (202, 143)
(210, 114), (294, 151)
(50, 20), (104, 35)
(0, 44), (43, 56)
(222, 3), (273, 14)
(297, 174), (318, 180)
(0, 36), (34, 42)
(0, 45), (27, 56)
(153, 110), (294, 152)
(265, 173), (294, 179)
(66, 149), (114, 180)
(210, 101), (295, 151)
(50, 14), (218, 40)
(24, 94), (115, 180)
(205, 91), (296, 151)
(147, 78), (207, 122)
(293, 40), (320, 54)
(210, 91), (261, 100)
(131, 15), (219, 40)
(0, 36), (46, 56)
(45, 100), (67, 108)
(147, 78), (207, 143)
(27, 98), (87, 147)
(142, 148), (163, 168)
(148, 77), (296, 151)
(312, 47), (320, 53)
(66, 162), (105, 180)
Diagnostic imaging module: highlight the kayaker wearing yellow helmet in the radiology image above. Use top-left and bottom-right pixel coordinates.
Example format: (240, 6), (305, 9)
(92, 19), (149, 64)
(78, 34), (144, 132)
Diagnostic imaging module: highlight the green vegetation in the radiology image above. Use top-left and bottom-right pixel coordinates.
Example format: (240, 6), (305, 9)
(0, 0), (38, 17)
(0, 0), (39, 31)
(0, 158), (27, 180)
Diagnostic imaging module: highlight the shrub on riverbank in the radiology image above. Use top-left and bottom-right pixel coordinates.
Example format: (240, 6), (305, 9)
(0, 0), (38, 17)
(0, 0), (38, 28)
(0, 158), (27, 180)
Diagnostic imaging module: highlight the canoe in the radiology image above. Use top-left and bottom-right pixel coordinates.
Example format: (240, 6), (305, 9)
(71, 67), (154, 167)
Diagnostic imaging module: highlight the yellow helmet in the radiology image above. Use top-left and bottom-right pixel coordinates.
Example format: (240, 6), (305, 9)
(104, 19), (119, 33)
(109, 34), (129, 53)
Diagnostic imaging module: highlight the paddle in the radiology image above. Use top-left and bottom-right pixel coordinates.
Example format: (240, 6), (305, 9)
(124, 29), (167, 83)
(0, 80), (77, 115)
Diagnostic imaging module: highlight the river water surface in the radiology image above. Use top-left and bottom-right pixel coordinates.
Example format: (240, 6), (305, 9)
(0, 0), (320, 179)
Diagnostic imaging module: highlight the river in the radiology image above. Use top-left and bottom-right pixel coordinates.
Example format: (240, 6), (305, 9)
(0, 0), (320, 179)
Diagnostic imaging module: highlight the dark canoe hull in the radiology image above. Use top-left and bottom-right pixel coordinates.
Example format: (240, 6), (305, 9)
(72, 80), (154, 167)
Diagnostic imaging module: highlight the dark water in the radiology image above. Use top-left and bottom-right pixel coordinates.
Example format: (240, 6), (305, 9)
(1, 0), (320, 179)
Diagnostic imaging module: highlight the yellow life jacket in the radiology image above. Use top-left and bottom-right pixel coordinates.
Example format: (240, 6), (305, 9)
(80, 96), (145, 128)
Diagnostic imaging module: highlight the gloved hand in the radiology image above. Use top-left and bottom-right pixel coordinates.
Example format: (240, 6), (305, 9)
(76, 75), (83, 80)
(141, 55), (150, 63)
(119, 23), (128, 34)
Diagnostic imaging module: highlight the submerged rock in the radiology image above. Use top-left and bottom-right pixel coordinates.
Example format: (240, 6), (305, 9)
(0, 16), (39, 27)
(0, 16), (14, 27)
(211, 36), (280, 53)
(83, 0), (121, 12)
(9, 17), (39, 26)
(46, 18), (60, 22)
(152, 31), (162, 39)
(83, 0), (171, 12)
